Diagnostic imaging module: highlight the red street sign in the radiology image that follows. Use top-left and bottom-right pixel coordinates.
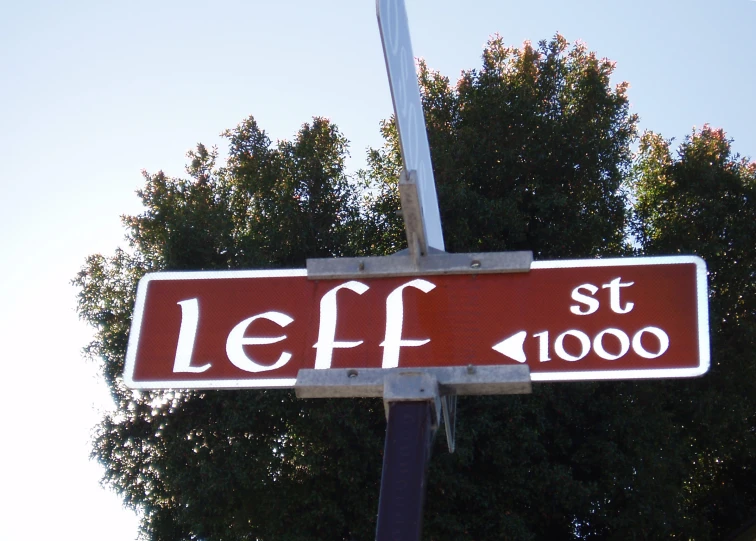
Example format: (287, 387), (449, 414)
(124, 256), (709, 389)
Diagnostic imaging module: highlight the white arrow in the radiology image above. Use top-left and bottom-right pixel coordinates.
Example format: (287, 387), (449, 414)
(492, 331), (527, 363)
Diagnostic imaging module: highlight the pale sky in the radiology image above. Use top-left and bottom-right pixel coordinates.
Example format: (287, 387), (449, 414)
(1, 1), (754, 539)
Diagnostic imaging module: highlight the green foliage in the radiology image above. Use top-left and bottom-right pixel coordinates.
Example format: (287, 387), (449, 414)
(75, 35), (755, 540)
(363, 34), (637, 258)
(630, 126), (756, 538)
(124, 117), (365, 271)
(632, 127), (756, 325)
(75, 117), (385, 540)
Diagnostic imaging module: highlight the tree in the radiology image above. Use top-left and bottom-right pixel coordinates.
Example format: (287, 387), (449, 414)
(76, 35), (754, 540)
(76, 117), (387, 540)
(631, 126), (756, 538)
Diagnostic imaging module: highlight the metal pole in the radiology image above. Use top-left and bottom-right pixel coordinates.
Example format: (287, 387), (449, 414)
(295, 367), (531, 539)
(375, 401), (435, 541)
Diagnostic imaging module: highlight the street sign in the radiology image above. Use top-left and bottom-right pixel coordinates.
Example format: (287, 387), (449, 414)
(124, 255), (709, 389)
(376, 0), (444, 251)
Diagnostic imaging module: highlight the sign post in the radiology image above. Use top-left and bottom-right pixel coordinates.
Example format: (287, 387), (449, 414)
(376, 397), (435, 541)
(377, 0), (444, 253)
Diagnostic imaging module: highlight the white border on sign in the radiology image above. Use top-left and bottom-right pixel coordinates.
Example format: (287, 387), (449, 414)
(123, 256), (710, 389)
(528, 255), (710, 382)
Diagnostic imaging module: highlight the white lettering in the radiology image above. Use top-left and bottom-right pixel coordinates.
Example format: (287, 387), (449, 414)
(569, 284), (600, 315)
(533, 331), (551, 362)
(531, 326), (669, 364)
(632, 327), (669, 359)
(554, 330), (591, 362)
(601, 277), (635, 314)
(312, 281), (369, 369)
(173, 298), (211, 373)
(380, 279), (435, 368)
(593, 328), (630, 360)
(225, 311), (293, 372)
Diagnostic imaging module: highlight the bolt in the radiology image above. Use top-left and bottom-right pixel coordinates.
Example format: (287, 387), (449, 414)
(470, 259), (481, 269)
(347, 369), (359, 378)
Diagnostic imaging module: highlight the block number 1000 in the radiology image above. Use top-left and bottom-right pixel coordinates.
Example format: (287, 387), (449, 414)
(534, 277), (671, 362)
(532, 327), (670, 362)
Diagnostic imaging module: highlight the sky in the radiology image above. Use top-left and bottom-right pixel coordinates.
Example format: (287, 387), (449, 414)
(1, 1), (754, 539)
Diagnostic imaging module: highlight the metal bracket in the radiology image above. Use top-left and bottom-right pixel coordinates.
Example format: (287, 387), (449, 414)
(306, 167), (532, 280)
(441, 394), (457, 453)
(301, 161), (533, 453)
(296, 366), (530, 454)
(382, 373), (455, 454)
(383, 371), (441, 429)
(295, 366), (531, 398)
(307, 250), (532, 280)
(398, 170), (428, 265)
